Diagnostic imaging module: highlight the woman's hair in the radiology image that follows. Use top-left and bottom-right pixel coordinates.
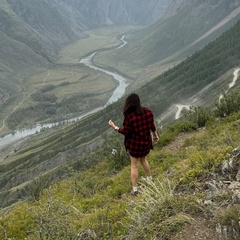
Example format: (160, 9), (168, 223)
(123, 93), (145, 117)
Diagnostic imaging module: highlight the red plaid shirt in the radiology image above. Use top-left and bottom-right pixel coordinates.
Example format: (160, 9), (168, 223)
(118, 107), (156, 158)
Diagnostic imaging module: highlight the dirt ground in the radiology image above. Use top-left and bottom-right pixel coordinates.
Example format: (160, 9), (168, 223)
(162, 129), (227, 240)
(172, 217), (224, 240)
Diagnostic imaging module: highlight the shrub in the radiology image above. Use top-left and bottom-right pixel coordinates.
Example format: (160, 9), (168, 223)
(158, 120), (198, 148)
(24, 176), (52, 201)
(183, 106), (213, 127)
(28, 190), (78, 240)
(215, 89), (240, 117)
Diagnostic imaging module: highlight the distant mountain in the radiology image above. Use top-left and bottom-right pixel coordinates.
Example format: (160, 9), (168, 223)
(4, 0), (170, 62)
(59, 0), (170, 26)
(102, 0), (240, 68)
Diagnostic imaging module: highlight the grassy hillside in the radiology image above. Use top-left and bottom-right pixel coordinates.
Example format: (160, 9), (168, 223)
(0, 30), (48, 132)
(1, 101), (240, 239)
(1, 20), (240, 207)
(2, 0), (82, 61)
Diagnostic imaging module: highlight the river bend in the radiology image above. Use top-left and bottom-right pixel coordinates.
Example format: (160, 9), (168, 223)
(0, 37), (129, 150)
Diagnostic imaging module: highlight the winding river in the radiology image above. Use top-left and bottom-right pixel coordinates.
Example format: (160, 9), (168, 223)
(0, 37), (129, 150)
(1, 36), (239, 151)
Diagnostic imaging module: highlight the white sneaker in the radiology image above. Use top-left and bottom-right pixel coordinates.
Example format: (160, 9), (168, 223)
(130, 190), (138, 196)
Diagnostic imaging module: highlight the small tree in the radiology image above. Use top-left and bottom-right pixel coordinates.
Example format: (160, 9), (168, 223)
(24, 176), (51, 201)
(105, 133), (129, 171)
(182, 106), (213, 127)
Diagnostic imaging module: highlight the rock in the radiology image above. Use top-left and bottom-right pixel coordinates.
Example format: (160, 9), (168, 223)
(222, 158), (234, 174)
(76, 229), (97, 239)
(231, 189), (240, 203)
(236, 169), (240, 181)
(228, 181), (240, 190)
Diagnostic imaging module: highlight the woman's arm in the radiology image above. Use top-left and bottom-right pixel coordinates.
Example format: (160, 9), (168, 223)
(108, 118), (132, 136)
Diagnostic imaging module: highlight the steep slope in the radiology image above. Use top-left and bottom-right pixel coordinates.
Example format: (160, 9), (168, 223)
(128, 0), (240, 65)
(3, 0), (170, 63)
(94, 0), (240, 83)
(4, 0), (82, 61)
(1, 20), (240, 207)
(0, 30), (48, 110)
(1, 113), (240, 239)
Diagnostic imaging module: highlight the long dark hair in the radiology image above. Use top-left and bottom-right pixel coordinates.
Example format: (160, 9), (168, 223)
(123, 93), (145, 117)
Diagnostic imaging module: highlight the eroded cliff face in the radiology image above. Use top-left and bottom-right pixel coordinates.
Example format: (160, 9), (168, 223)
(164, 0), (240, 19)
(59, 0), (170, 26)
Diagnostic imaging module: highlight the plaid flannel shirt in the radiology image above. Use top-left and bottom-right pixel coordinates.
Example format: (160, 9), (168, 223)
(118, 107), (156, 158)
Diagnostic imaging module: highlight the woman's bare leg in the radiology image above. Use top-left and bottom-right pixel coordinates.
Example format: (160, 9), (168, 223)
(130, 156), (152, 194)
(139, 157), (151, 177)
(130, 156), (139, 187)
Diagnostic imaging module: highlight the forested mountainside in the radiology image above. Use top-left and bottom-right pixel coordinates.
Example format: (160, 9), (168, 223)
(1, 20), (240, 208)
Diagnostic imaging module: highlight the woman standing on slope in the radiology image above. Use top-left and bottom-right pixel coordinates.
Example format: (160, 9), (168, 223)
(108, 93), (159, 196)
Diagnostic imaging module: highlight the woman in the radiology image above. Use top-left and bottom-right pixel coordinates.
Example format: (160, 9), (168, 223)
(108, 93), (159, 196)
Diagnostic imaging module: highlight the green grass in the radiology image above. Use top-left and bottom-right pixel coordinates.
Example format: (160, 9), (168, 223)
(1, 113), (240, 239)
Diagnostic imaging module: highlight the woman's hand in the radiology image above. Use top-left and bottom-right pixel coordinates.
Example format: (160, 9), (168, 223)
(109, 120), (119, 131)
(108, 120), (115, 128)
(153, 131), (159, 143)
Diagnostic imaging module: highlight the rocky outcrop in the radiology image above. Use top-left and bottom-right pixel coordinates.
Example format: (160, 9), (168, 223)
(201, 147), (240, 239)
